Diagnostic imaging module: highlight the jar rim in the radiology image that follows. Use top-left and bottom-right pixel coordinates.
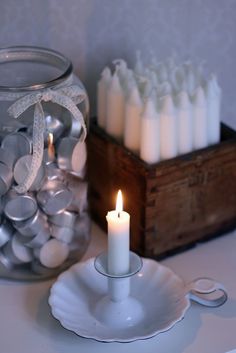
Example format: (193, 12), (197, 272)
(0, 46), (73, 92)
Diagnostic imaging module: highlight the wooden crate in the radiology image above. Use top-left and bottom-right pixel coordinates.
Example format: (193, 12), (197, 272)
(87, 119), (236, 259)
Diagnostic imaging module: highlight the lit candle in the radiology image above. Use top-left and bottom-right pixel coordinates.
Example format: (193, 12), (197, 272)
(43, 133), (55, 165)
(48, 133), (55, 160)
(106, 190), (130, 276)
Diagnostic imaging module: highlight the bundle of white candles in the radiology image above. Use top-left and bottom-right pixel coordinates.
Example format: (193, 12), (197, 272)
(97, 53), (221, 164)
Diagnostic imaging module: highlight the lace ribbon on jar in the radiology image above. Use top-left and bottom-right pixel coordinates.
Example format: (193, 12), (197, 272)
(2, 82), (87, 194)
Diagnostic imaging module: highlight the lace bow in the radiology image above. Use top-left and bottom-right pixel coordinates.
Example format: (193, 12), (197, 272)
(7, 84), (87, 193)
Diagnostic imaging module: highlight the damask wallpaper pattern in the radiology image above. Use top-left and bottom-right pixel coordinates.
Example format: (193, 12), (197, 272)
(0, 0), (235, 127)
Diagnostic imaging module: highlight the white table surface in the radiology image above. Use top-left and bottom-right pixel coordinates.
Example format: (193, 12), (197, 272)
(1, 223), (236, 353)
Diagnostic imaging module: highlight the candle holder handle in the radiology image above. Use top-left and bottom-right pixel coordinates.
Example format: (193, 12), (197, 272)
(94, 251), (144, 328)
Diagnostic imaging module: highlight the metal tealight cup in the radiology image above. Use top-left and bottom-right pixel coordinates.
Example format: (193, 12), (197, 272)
(57, 137), (87, 174)
(51, 224), (74, 244)
(4, 194), (38, 222)
(49, 210), (77, 228)
(0, 221), (14, 247)
(13, 154), (45, 191)
(37, 182), (73, 216)
(0, 147), (17, 170)
(3, 233), (33, 264)
(13, 209), (46, 237)
(1, 132), (32, 160)
(0, 163), (13, 196)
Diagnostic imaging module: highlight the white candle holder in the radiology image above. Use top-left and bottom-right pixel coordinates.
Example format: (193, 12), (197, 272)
(94, 251), (144, 328)
(49, 254), (228, 342)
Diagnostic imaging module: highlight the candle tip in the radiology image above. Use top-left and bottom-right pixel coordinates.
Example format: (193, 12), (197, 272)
(48, 132), (53, 145)
(116, 190), (123, 215)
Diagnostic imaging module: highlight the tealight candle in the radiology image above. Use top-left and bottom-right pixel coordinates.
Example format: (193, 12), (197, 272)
(66, 180), (88, 213)
(0, 251), (14, 270)
(37, 181), (73, 216)
(51, 225), (74, 244)
(0, 221), (14, 247)
(28, 228), (50, 248)
(16, 226), (50, 248)
(57, 137), (87, 174)
(49, 210), (77, 228)
(43, 132), (55, 165)
(73, 212), (91, 239)
(0, 163), (13, 196)
(0, 148), (17, 170)
(1, 132), (32, 160)
(14, 154), (45, 191)
(38, 239), (69, 268)
(13, 209), (46, 237)
(106, 190), (130, 276)
(4, 194), (38, 222)
(3, 233), (33, 264)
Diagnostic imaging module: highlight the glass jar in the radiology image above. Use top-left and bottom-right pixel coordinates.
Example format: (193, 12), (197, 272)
(0, 46), (90, 280)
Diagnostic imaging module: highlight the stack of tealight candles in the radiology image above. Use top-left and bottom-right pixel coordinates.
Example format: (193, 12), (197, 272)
(0, 114), (89, 277)
(97, 53), (221, 164)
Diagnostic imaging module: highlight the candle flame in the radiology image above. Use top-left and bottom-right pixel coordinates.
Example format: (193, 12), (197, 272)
(48, 133), (53, 146)
(116, 190), (123, 216)
(48, 133), (55, 160)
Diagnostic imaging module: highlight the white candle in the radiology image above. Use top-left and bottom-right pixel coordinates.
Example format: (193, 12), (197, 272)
(124, 82), (142, 153)
(192, 86), (208, 149)
(205, 74), (221, 145)
(97, 67), (111, 129)
(160, 94), (178, 160)
(177, 91), (193, 154)
(140, 97), (160, 163)
(106, 190), (130, 276)
(106, 70), (125, 139)
(113, 59), (128, 92)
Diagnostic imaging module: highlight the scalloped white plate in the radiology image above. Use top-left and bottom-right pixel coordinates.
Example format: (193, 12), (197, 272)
(49, 257), (190, 342)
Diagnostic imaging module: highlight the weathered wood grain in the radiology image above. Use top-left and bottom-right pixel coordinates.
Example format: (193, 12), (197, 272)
(88, 119), (236, 259)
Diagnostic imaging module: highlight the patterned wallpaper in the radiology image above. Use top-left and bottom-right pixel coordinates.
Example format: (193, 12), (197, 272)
(0, 0), (236, 128)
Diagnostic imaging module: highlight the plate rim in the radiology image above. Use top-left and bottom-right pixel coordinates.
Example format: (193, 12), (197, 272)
(49, 257), (191, 343)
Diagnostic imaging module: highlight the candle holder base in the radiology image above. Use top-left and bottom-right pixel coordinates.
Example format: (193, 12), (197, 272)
(49, 255), (227, 342)
(94, 296), (144, 329)
(94, 251), (144, 328)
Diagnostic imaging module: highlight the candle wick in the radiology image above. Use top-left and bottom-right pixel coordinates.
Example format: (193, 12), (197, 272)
(118, 212), (120, 218)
